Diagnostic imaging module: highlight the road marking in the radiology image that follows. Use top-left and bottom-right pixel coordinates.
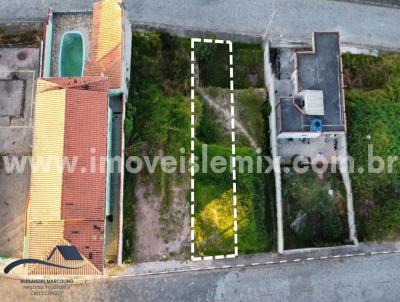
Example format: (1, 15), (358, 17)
(105, 249), (400, 280)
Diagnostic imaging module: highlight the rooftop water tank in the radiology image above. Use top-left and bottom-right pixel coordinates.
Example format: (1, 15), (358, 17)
(311, 119), (323, 132)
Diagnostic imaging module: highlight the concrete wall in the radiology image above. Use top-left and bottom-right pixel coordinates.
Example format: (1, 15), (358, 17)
(264, 41), (284, 253)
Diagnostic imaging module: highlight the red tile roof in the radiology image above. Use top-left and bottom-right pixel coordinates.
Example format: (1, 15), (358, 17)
(26, 76), (109, 274)
(61, 88), (108, 221)
(85, 0), (123, 89)
(64, 220), (105, 272)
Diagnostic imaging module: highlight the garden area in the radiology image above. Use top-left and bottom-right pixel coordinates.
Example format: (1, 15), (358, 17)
(282, 168), (349, 249)
(343, 52), (400, 241)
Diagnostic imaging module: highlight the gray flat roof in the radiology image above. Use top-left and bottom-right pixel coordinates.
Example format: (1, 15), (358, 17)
(278, 98), (303, 132)
(278, 32), (345, 133)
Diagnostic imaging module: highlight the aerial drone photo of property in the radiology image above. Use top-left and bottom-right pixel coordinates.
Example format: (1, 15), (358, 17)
(1, 0), (400, 301)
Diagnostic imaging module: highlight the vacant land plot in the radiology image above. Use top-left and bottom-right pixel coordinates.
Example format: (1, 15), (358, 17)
(193, 42), (272, 257)
(124, 33), (273, 261)
(282, 168), (349, 249)
(123, 32), (191, 262)
(343, 53), (400, 241)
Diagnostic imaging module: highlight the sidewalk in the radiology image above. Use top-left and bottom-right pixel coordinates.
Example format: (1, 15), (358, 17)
(107, 241), (400, 279)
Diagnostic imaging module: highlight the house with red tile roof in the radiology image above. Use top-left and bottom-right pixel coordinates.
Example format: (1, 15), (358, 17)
(24, 0), (132, 275)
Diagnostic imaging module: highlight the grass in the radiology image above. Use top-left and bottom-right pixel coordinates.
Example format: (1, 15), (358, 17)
(282, 168), (349, 249)
(122, 172), (136, 261)
(234, 89), (270, 147)
(196, 41), (265, 89)
(196, 99), (231, 147)
(343, 52), (400, 241)
(196, 87), (270, 149)
(194, 143), (270, 255)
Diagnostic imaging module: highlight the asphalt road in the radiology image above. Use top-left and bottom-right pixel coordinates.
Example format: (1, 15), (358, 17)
(1, 253), (400, 301)
(1, 0), (400, 49)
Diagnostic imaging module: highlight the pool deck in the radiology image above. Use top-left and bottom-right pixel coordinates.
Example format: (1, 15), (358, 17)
(51, 12), (92, 77)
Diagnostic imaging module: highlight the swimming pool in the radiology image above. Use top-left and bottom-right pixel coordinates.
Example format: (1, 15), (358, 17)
(59, 31), (85, 77)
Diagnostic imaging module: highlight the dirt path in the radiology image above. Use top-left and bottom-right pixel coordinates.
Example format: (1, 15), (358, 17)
(197, 87), (259, 150)
(133, 174), (190, 262)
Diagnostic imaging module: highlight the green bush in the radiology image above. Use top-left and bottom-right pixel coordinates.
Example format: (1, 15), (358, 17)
(344, 53), (400, 241)
(282, 169), (348, 248)
(195, 41), (265, 89)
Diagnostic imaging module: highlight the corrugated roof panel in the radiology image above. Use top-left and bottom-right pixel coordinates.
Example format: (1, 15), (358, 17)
(29, 84), (66, 220)
(27, 221), (64, 266)
(64, 220), (105, 272)
(29, 239), (101, 275)
(42, 77), (109, 91)
(25, 77), (108, 275)
(61, 88), (108, 221)
(85, 0), (122, 89)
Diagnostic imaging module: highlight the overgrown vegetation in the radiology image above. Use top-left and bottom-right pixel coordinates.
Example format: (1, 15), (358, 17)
(282, 169), (349, 249)
(192, 40), (273, 255)
(0, 28), (42, 47)
(343, 53), (400, 241)
(123, 32), (271, 260)
(195, 42), (265, 89)
(194, 99), (271, 255)
(123, 32), (191, 260)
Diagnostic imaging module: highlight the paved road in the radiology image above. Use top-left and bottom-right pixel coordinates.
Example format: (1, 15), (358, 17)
(1, 0), (400, 49)
(1, 253), (400, 301)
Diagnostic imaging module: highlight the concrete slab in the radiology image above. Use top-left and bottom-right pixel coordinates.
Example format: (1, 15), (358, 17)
(278, 137), (338, 165)
(0, 79), (24, 117)
(0, 47), (38, 258)
(0, 162), (30, 258)
(0, 71), (34, 127)
(0, 48), (39, 71)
